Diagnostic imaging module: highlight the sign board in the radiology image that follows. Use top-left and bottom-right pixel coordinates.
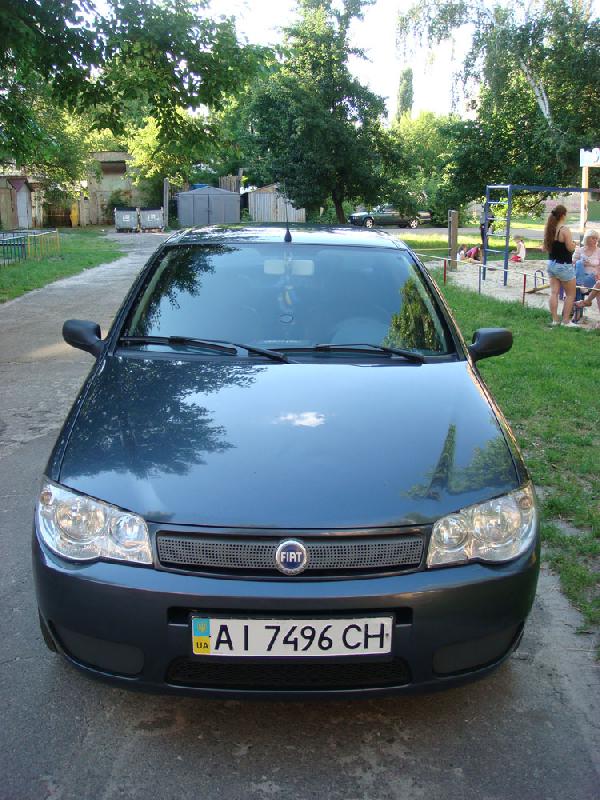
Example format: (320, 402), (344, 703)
(580, 148), (600, 167)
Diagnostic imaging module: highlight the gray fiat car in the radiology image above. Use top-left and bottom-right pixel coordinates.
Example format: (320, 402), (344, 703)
(33, 225), (539, 697)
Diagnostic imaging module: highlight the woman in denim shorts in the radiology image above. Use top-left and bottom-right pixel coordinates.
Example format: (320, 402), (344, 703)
(543, 205), (577, 327)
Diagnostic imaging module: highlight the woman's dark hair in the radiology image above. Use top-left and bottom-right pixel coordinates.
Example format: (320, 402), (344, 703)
(543, 204), (568, 252)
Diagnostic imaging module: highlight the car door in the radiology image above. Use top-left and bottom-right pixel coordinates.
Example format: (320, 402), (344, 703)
(379, 206), (401, 225)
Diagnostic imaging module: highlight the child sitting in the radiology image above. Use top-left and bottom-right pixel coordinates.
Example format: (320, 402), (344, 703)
(465, 245), (481, 261)
(509, 237), (526, 262)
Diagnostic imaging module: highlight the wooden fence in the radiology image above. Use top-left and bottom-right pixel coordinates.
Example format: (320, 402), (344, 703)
(248, 191), (306, 223)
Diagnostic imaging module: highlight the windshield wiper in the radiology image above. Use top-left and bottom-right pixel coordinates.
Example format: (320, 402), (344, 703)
(311, 343), (425, 363)
(118, 336), (290, 363)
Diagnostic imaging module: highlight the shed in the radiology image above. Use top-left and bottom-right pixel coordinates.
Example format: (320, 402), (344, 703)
(0, 177), (34, 229)
(177, 186), (240, 228)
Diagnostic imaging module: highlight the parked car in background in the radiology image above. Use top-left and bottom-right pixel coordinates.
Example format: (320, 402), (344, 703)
(34, 225), (539, 698)
(349, 206), (431, 229)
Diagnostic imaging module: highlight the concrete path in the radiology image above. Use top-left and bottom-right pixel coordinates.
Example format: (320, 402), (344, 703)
(0, 231), (168, 460)
(0, 231), (598, 800)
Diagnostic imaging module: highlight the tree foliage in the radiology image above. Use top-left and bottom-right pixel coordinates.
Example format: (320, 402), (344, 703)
(245, 0), (392, 222)
(0, 0), (261, 169)
(88, 1), (260, 137)
(394, 67), (414, 121)
(397, 0), (600, 203)
(389, 112), (460, 223)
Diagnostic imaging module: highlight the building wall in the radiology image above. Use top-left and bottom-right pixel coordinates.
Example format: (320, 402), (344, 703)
(86, 152), (144, 225)
(0, 179), (17, 230)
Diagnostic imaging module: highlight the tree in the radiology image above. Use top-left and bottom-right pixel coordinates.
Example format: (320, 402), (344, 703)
(246, 0), (390, 222)
(388, 111), (459, 223)
(88, 0), (261, 139)
(0, 1), (261, 169)
(394, 67), (413, 121)
(0, 77), (125, 189)
(397, 0), (600, 200)
(128, 115), (212, 188)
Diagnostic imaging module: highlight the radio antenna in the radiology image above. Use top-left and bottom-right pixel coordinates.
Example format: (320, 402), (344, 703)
(281, 183), (292, 242)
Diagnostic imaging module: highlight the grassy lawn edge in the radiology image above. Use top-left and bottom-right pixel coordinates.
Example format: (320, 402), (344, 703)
(0, 228), (124, 303)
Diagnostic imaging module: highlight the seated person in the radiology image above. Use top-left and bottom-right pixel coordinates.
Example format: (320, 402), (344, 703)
(465, 245), (481, 261)
(457, 244), (468, 261)
(509, 237), (526, 262)
(573, 230), (600, 312)
(574, 279), (600, 308)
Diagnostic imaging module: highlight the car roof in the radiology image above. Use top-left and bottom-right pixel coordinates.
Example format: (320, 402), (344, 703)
(165, 225), (409, 250)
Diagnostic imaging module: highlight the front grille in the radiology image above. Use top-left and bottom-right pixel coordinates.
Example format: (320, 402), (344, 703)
(156, 533), (424, 575)
(166, 656), (411, 690)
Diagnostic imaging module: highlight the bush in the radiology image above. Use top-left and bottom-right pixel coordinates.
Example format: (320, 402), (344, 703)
(107, 189), (132, 209)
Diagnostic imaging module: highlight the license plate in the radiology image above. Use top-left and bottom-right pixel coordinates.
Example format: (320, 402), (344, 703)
(191, 616), (393, 657)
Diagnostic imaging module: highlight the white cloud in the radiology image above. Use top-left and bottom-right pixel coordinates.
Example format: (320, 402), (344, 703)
(275, 412), (326, 428)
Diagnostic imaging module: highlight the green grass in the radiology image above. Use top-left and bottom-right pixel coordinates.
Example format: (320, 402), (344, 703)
(509, 201), (600, 229)
(430, 271), (599, 628)
(0, 228), (124, 303)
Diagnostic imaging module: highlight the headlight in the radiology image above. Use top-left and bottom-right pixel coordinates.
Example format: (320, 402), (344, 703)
(427, 484), (537, 567)
(36, 480), (152, 564)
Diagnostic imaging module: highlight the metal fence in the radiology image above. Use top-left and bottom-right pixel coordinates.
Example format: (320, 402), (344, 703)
(0, 229), (60, 266)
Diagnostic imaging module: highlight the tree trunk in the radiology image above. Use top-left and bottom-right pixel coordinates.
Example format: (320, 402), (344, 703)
(332, 191), (346, 224)
(517, 58), (553, 129)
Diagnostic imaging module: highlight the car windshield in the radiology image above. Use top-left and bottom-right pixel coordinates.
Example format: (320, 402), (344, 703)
(124, 242), (452, 356)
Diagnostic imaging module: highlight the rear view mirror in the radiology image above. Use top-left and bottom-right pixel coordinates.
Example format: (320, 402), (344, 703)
(291, 260), (314, 275)
(264, 259), (285, 274)
(63, 319), (104, 357)
(264, 259), (315, 275)
(468, 328), (512, 362)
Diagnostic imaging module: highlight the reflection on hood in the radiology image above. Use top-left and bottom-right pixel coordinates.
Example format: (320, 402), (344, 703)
(66, 357), (260, 479)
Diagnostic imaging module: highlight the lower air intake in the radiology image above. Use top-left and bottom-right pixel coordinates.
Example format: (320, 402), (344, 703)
(166, 656), (411, 690)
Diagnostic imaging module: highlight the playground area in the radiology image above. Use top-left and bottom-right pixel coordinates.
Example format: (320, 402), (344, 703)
(437, 257), (600, 328)
(416, 168), (600, 329)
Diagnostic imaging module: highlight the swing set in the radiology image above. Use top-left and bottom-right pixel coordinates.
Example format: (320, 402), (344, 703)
(480, 148), (600, 286)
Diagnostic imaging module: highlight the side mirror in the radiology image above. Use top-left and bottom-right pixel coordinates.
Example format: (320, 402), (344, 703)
(63, 319), (104, 357)
(468, 328), (512, 362)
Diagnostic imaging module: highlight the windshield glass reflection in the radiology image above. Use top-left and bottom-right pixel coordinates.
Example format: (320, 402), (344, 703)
(126, 243), (451, 355)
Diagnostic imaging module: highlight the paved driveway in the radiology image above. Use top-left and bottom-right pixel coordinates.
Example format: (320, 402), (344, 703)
(0, 232), (598, 800)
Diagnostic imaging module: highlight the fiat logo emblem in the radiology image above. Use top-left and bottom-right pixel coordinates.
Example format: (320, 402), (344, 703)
(275, 539), (308, 575)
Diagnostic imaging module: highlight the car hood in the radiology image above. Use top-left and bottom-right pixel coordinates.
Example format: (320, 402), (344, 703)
(57, 355), (521, 528)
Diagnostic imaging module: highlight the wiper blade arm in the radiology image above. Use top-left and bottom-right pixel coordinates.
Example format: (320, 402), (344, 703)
(119, 336), (238, 354)
(118, 336), (289, 362)
(314, 343), (424, 363)
(229, 342), (289, 363)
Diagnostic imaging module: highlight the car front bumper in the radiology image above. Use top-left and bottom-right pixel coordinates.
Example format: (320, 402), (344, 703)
(33, 532), (539, 698)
